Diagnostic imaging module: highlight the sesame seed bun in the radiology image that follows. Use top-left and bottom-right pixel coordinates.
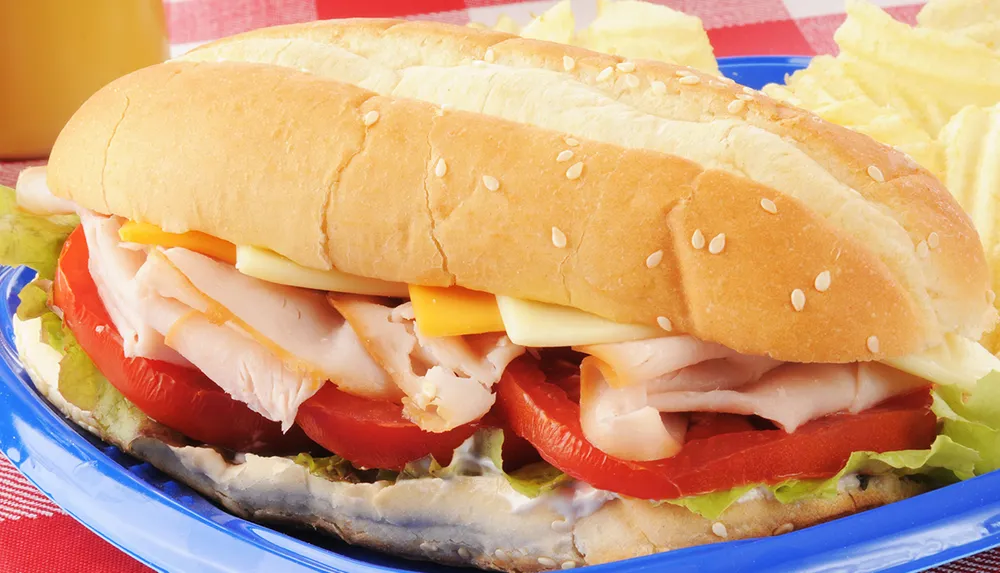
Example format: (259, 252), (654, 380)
(13, 315), (927, 571)
(46, 19), (994, 362)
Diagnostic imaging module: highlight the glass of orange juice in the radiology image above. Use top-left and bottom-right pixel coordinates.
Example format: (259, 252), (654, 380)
(0, 0), (168, 159)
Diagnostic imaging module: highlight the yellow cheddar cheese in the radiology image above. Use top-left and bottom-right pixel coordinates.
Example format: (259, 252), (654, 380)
(119, 221), (237, 265)
(409, 285), (506, 337)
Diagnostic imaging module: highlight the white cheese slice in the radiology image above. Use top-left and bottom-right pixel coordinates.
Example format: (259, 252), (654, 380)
(496, 296), (662, 347)
(884, 333), (1000, 390)
(235, 246), (409, 297)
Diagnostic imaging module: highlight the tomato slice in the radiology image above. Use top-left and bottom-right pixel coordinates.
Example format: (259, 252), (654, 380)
(53, 226), (314, 455)
(296, 383), (480, 470)
(497, 358), (937, 500)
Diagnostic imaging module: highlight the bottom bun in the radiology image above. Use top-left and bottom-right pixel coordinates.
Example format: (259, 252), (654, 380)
(13, 316), (925, 572)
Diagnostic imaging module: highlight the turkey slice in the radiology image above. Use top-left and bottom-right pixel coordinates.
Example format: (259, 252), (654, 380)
(329, 294), (524, 432)
(157, 248), (398, 401)
(78, 211), (189, 365)
(647, 362), (929, 432)
(580, 357), (688, 462)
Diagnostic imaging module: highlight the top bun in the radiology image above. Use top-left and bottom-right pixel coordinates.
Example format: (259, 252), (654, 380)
(47, 19), (994, 363)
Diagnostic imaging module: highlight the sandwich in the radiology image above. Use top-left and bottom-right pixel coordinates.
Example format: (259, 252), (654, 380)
(4, 19), (1000, 571)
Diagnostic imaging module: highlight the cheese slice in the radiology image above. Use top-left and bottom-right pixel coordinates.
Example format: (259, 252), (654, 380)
(884, 333), (1000, 390)
(409, 285), (506, 337)
(235, 246), (409, 297)
(119, 221), (237, 264)
(497, 296), (662, 347)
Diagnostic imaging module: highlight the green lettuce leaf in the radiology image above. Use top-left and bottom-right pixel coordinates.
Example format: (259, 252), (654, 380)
(668, 435), (979, 520)
(0, 185), (78, 280)
(932, 372), (1000, 475)
(17, 279), (153, 443)
(401, 429), (569, 498)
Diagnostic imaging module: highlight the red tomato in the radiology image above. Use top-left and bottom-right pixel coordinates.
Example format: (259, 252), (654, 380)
(497, 358), (937, 500)
(296, 383), (480, 471)
(53, 227), (314, 455)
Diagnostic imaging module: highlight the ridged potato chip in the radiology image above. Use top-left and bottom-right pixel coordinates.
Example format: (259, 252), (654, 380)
(918, 0), (1000, 51)
(477, 0), (719, 75)
(938, 104), (1000, 351)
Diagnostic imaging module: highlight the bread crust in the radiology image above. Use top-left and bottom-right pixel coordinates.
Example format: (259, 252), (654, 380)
(13, 315), (927, 572)
(46, 20), (994, 362)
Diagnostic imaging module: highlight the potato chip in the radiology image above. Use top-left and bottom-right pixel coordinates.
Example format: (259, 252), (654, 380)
(475, 0), (719, 75)
(834, 0), (1000, 135)
(574, 0), (718, 74)
(520, 0), (574, 44)
(939, 103), (1000, 352)
(763, 56), (943, 176)
(918, 0), (1000, 51)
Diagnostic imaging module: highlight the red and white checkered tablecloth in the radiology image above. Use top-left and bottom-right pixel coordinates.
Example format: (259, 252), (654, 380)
(1, 1), (996, 572)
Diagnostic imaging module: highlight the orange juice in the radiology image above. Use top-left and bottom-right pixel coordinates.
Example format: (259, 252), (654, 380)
(0, 0), (168, 159)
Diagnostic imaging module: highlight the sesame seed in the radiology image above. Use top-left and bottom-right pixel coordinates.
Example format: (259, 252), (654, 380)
(928, 232), (940, 249)
(737, 93), (753, 101)
(566, 162), (584, 180)
(791, 289), (806, 311)
(458, 548), (471, 559)
(538, 557), (558, 567)
(482, 175), (500, 191)
(760, 198), (778, 214)
(867, 165), (885, 183)
(625, 74), (640, 88)
(562, 562), (578, 570)
(712, 522), (729, 538)
(434, 158), (447, 177)
(708, 233), (726, 254)
(657, 316), (673, 331)
(742, 86), (756, 95)
(679, 75), (701, 86)
(727, 99), (746, 114)
(552, 227), (567, 248)
(916, 240), (929, 258)
(646, 250), (664, 268)
(773, 523), (795, 536)
(691, 229), (706, 250)
(616, 61), (636, 72)
(565, 137), (580, 147)
(989, 290), (997, 305)
(551, 519), (572, 532)
(95, 325), (106, 334)
(440, 103), (453, 112)
(814, 270), (831, 292)
(675, 69), (695, 77)
(363, 111), (380, 126)
(495, 549), (508, 561)
(563, 56), (575, 71)
(556, 149), (574, 162)
(419, 541), (437, 552)
(710, 80), (725, 88)
(867, 335), (880, 353)
(651, 80), (667, 95)
(484, 48), (495, 62)
(472, 59), (487, 67)
(596, 66), (614, 82)
(298, 67), (310, 73)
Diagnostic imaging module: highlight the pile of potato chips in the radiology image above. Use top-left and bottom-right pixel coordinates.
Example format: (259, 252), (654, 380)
(477, 0), (1000, 354)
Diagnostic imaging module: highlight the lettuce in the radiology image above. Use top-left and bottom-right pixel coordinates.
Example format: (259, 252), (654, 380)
(17, 277), (152, 443)
(402, 429), (569, 497)
(0, 184), (78, 280)
(668, 374), (1000, 521)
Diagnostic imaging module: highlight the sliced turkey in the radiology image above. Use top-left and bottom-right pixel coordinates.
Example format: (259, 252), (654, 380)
(329, 294), (524, 433)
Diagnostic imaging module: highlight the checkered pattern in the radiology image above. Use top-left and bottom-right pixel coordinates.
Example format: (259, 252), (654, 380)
(4, 1), (997, 572)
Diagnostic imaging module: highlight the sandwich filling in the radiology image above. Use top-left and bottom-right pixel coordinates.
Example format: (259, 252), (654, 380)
(3, 175), (1000, 518)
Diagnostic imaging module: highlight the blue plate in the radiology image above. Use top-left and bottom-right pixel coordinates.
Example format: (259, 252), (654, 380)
(3, 56), (1000, 573)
